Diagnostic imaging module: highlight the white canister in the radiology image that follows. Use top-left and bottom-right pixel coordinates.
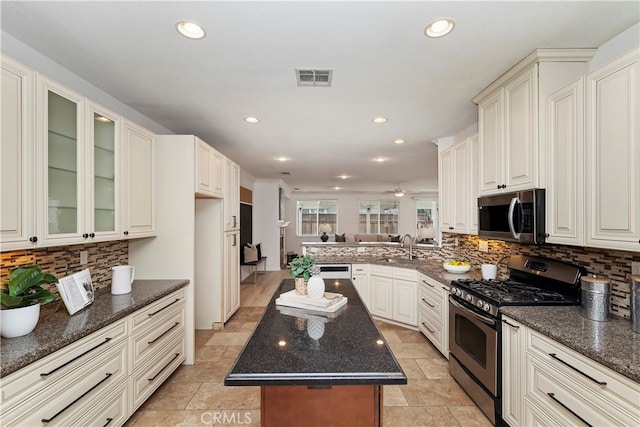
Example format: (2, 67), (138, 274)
(111, 265), (135, 295)
(481, 264), (497, 280)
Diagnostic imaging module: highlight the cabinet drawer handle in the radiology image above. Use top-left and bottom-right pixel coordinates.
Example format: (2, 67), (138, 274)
(148, 299), (180, 317)
(148, 322), (180, 345)
(421, 280), (435, 288)
(148, 353), (180, 382)
(548, 353), (607, 385)
(421, 322), (435, 334)
(103, 418), (114, 427)
(41, 373), (113, 423)
(421, 298), (435, 308)
(501, 319), (519, 329)
(41, 338), (112, 377)
(546, 392), (593, 427)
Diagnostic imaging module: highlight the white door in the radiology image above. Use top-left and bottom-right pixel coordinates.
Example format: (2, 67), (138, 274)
(369, 275), (392, 319)
(224, 231), (240, 321)
(452, 141), (469, 232)
(478, 90), (503, 194)
(393, 279), (417, 326)
(438, 148), (454, 231)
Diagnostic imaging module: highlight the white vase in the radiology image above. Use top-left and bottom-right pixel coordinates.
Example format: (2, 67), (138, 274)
(1, 303), (40, 338)
(307, 276), (325, 299)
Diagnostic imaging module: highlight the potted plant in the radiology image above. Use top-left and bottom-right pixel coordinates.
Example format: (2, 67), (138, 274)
(1, 264), (59, 338)
(287, 255), (315, 295)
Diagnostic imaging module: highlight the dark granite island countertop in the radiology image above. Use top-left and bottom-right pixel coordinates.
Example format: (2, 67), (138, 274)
(225, 278), (407, 386)
(1, 279), (189, 377)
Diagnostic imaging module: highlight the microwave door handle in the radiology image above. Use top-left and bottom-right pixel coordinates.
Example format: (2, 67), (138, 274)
(508, 197), (522, 240)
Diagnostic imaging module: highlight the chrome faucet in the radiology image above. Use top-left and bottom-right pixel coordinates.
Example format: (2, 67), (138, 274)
(400, 234), (415, 260)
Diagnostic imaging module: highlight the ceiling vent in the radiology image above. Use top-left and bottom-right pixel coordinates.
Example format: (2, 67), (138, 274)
(296, 69), (333, 87)
(280, 171), (291, 175)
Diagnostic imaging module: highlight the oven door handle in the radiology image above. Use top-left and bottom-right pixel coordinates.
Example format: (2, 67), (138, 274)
(449, 297), (496, 326)
(508, 196), (523, 240)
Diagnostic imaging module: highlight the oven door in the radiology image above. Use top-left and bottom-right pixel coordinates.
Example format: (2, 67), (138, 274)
(448, 295), (498, 395)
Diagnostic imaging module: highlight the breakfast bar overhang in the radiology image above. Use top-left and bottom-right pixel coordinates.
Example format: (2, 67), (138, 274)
(225, 278), (407, 427)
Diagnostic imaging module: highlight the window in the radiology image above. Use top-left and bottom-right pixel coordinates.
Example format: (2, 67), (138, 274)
(358, 200), (399, 235)
(416, 200), (439, 242)
(296, 200), (337, 236)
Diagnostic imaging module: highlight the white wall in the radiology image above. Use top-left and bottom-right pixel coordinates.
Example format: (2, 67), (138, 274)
(589, 22), (640, 71)
(285, 191), (439, 256)
(252, 180), (282, 270)
(1, 31), (173, 135)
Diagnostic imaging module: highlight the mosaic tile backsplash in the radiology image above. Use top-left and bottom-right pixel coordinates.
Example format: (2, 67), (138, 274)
(304, 234), (640, 319)
(1, 241), (128, 292)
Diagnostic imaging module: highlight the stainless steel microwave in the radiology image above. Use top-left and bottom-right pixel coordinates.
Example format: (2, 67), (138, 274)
(478, 189), (545, 244)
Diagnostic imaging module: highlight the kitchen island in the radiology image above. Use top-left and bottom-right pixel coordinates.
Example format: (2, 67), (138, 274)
(225, 278), (406, 427)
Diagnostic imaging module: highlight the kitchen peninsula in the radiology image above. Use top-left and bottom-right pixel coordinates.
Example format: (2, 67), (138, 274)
(225, 278), (406, 427)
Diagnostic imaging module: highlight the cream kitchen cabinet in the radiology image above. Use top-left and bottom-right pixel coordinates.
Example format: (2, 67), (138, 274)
(223, 231), (241, 322)
(474, 49), (594, 196)
(417, 272), (449, 357)
(523, 325), (640, 427)
(501, 315), (525, 427)
(585, 49), (639, 251)
(370, 265), (417, 327)
(439, 135), (478, 235)
(195, 137), (224, 198)
(121, 119), (155, 239)
(369, 265), (394, 320)
(1, 55), (35, 250)
(351, 263), (370, 308)
(1, 319), (129, 427)
(545, 78), (585, 247)
(224, 157), (240, 231)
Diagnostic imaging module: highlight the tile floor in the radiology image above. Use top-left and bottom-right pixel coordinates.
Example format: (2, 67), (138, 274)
(125, 271), (492, 426)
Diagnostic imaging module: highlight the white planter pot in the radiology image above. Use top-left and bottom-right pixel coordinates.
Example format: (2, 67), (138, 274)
(1, 303), (40, 338)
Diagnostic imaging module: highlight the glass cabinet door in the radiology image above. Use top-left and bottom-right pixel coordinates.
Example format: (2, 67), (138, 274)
(42, 79), (84, 243)
(89, 103), (119, 239)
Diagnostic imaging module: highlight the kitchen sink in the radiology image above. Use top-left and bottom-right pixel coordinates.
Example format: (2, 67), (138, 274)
(377, 257), (423, 265)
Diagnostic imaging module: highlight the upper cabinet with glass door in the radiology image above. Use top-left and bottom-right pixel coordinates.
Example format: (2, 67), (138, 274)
(87, 102), (120, 241)
(37, 76), (86, 247)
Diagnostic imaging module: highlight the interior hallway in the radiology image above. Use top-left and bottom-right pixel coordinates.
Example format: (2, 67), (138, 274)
(125, 270), (491, 426)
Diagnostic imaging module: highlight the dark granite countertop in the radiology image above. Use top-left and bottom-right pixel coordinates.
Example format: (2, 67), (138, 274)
(501, 306), (640, 383)
(312, 255), (483, 286)
(1, 279), (189, 377)
(225, 278), (407, 386)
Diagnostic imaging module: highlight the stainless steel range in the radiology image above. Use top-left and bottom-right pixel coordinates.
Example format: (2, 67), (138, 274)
(448, 255), (585, 426)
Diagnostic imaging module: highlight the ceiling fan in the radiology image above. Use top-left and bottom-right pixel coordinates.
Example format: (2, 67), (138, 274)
(384, 187), (409, 198)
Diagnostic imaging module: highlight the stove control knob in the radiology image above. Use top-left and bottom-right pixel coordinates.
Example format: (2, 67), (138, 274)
(483, 303), (491, 312)
(465, 294), (472, 302)
(476, 300), (484, 308)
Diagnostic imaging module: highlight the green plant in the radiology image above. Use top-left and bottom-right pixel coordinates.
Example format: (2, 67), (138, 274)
(1, 265), (59, 309)
(287, 255), (316, 281)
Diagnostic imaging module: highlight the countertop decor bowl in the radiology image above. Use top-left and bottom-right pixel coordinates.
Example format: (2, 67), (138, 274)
(443, 263), (471, 274)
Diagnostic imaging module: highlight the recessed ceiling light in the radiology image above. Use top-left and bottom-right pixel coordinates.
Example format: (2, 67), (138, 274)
(176, 21), (206, 40)
(372, 117), (388, 124)
(338, 174), (350, 180)
(394, 139), (405, 145)
(333, 186), (341, 190)
(425, 18), (455, 38)
(244, 116), (260, 123)
(276, 156), (289, 162)
(373, 157), (387, 163)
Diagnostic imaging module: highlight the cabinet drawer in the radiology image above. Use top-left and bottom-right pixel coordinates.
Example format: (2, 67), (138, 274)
(526, 329), (640, 414)
(3, 340), (127, 427)
(418, 307), (443, 349)
(1, 318), (127, 410)
(131, 289), (185, 331)
(526, 351), (639, 427)
(393, 267), (417, 281)
(419, 287), (442, 317)
(71, 382), (128, 427)
(131, 308), (185, 367)
(370, 264), (393, 277)
(131, 333), (185, 412)
(352, 264), (369, 274)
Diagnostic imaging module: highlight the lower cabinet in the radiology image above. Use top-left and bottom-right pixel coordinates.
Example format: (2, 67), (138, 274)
(369, 265), (417, 327)
(502, 316), (640, 427)
(351, 263), (370, 308)
(417, 273), (449, 357)
(0, 288), (186, 427)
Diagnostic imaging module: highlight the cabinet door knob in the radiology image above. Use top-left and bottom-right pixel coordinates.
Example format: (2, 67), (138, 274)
(124, 231), (129, 236)
(89, 233), (95, 238)
(29, 236), (38, 243)
(82, 233), (89, 239)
